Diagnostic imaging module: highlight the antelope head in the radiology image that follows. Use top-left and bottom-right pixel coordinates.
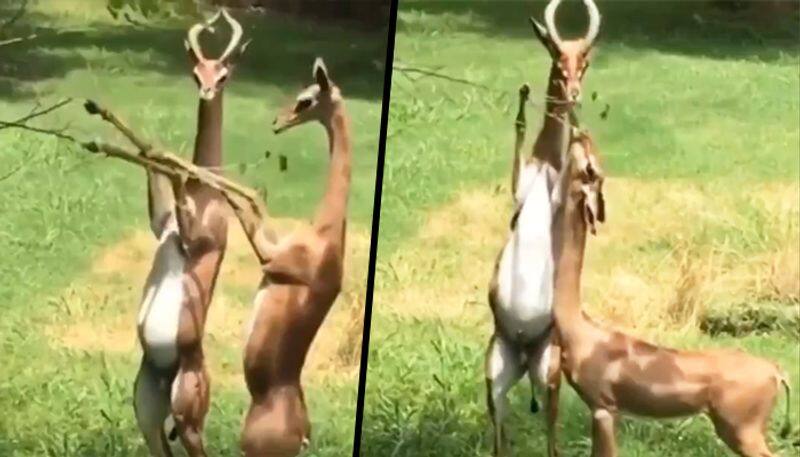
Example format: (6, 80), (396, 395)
(185, 9), (250, 101)
(273, 58), (343, 134)
(567, 128), (605, 234)
(530, 0), (601, 103)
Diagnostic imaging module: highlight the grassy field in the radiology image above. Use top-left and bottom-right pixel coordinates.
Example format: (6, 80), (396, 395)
(0, 1), (386, 455)
(363, 1), (800, 456)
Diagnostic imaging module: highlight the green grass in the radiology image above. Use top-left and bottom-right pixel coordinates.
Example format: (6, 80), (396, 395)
(0, 1), (386, 455)
(363, 1), (800, 456)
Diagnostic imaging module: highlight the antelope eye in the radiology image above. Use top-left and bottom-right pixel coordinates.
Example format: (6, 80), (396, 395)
(295, 98), (312, 112)
(218, 74), (228, 84)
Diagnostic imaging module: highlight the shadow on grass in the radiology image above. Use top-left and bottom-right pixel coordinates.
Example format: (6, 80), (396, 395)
(0, 6), (389, 101)
(398, 0), (799, 62)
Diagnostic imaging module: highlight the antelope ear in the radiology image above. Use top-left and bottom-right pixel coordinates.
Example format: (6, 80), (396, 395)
(529, 17), (559, 57)
(313, 57), (330, 92)
(580, 186), (598, 235)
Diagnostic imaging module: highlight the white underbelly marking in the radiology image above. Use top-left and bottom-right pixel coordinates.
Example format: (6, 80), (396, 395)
(495, 166), (554, 342)
(138, 222), (186, 369)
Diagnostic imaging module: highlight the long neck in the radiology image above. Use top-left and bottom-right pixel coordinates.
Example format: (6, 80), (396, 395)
(314, 105), (352, 247)
(532, 65), (567, 169)
(192, 91), (224, 169)
(551, 191), (589, 341)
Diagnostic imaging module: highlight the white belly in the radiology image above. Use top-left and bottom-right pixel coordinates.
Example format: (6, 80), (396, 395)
(138, 227), (186, 369)
(495, 168), (554, 341)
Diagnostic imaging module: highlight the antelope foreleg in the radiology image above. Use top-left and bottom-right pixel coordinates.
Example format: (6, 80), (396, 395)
(226, 193), (278, 266)
(591, 409), (618, 457)
(147, 170), (176, 238)
(511, 83), (530, 197)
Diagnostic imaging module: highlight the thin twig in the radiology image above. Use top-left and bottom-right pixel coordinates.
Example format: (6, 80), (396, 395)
(0, 33), (36, 47)
(0, 98), (73, 129)
(393, 63), (492, 91)
(0, 122), (78, 142)
(0, 162), (25, 182)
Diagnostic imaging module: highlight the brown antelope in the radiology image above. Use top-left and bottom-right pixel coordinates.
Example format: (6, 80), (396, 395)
(550, 128), (792, 457)
(133, 9), (248, 457)
(486, 84), (565, 457)
(484, 2), (600, 454)
(222, 58), (351, 457)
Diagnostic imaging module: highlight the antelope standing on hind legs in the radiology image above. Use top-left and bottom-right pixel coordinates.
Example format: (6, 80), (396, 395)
(222, 58), (351, 457)
(485, 0), (599, 455)
(550, 128), (792, 457)
(134, 10), (248, 457)
(486, 84), (563, 457)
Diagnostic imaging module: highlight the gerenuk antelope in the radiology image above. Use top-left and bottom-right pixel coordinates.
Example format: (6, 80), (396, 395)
(550, 127), (792, 457)
(134, 10), (248, 457)
(486, 84), (564, 457)
(221, 58), (351, 457)
(484, 0), (600, 453)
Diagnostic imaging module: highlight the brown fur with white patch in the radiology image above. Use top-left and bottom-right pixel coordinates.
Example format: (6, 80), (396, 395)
(550, 129), (792, 457)
(223, 58), (351, 457)
(133, 10), (248, 457)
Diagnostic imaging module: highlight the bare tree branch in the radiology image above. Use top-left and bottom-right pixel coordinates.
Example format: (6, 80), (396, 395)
(0, 122), (78, 142)
(0, 98), (73, 128)
(81, 100), (265, 218)
(0, 98), (76, 141)
(0, 98), (266, 221)
(393, 63), (492, 91)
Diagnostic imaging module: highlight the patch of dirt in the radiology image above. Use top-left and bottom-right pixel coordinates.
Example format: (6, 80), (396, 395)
(376, 179), (800, 339)
(376, 185), (508, 324)
(46, 215), (371, 385)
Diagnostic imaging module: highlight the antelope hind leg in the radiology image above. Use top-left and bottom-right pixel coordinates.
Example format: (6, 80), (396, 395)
(134, 359), (175, 457)
(170, 361), (210, 457)
(485, 334), (525, 457)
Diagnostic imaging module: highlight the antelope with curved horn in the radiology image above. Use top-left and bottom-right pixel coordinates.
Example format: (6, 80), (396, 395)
(550, 128), (792, 457)
(486, 84), (566, 457)
(133, 9), (248, 457)
(222, 58), (352, 457)
(520, 0), (599, 178)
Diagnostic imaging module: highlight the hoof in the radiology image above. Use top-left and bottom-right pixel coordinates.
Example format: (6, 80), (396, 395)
(529, 397), (540, 414)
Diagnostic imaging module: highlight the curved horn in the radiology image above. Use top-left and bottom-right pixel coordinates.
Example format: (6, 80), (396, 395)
(543, 0), (563, 49)
(186, 10), (222, 61)
(219, 9), (243, 61)
(583, 0), (601, 47)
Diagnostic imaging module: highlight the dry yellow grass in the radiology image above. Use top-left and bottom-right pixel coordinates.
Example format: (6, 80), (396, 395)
(45, 216), (370, 386)
(375, 178), (800, 342)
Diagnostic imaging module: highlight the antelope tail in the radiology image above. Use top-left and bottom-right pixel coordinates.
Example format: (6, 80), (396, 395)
(779, 371), (792, 438)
